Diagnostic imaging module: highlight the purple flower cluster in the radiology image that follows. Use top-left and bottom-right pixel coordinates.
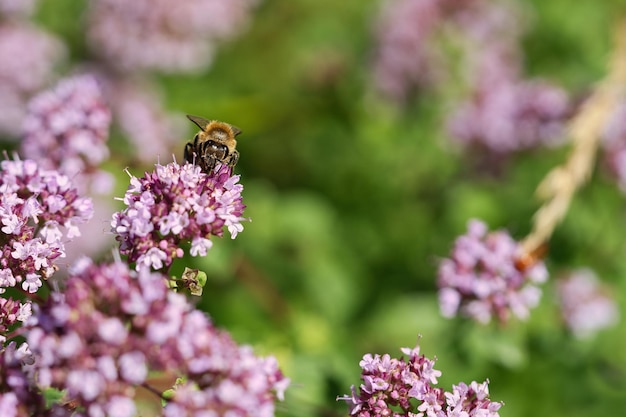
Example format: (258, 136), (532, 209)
(447, 79), (570, 153)
(0, 341), (49, 417)
(0, 297), (31, 344)
(0, 21), (65, 137)
(164, 347), (289, 417)
(445, 1), (571, 152)
(556, 269), (619, 339)
(20, 74), (113, 194)
(0, 158), (94, 295)
(338, 341), (502, 417)
(111, 161), (246, 271)
(372, 0), (519, 102)
(372, 0), (570, 151)
(0, 0), (37, 19)
(26, 259), (288, 417)
(372, 0), (442, 101)
(86, 0), (259, 74)
(437, 219), (548, 324)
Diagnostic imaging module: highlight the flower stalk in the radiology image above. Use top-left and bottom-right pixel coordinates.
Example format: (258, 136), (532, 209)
(520, 19), (626, 255)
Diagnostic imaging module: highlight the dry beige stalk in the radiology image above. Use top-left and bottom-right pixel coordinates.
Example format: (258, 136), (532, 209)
(520, 21), (626, 256)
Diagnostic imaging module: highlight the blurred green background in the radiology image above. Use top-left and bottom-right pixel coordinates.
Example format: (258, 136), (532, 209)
(28, 0), (626, 415)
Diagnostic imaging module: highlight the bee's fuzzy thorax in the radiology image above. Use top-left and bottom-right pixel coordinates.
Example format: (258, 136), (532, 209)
(205, 120), (234, 133)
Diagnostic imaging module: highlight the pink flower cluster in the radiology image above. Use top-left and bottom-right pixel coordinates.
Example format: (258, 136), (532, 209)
(86, 0), (259, 74)
(372, 0), (570, 152)
(0, 22), (65, 137)
(0, 297), (31, 345)
(27, 259), (288, 417)
(0, 0), (37, 19)
(0, 342), (50, 417)
(21, 74), (113, 194)
(449, 0), (571, 152)
(372, 0), (442, 101)
(447, 79), (570, 153)
(437, 219), (548, 324)
(0, 158), (93, 295)
(338, 340), (502, 417)
(111, 161), (246, 271)
(556, 269), (619, 339)
(373, 0), (520, 102)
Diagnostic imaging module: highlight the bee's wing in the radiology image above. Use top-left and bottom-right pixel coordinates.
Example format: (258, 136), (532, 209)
(230, 125), (242, 136)
(186, 114), (212, 130)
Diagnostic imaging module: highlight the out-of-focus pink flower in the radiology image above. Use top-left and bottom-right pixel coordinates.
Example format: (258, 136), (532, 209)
(447, 78), (570, 152)
(443, 0), (571, 152)
(0, 0), (37, 19)
(372, 0), (443, 101)
(62, 196), (117, 270)
(86, 0), (260, 74)
(27, 260), (289, 416)
(0, 22), (65, 137)
(556, 269), (619, 339)
(21, 74), (113, 195)
(101, 76), (186, 164)
(371, 0), (521, 102)
(0, 342), (47, 416)
(372, 0), (571, 152)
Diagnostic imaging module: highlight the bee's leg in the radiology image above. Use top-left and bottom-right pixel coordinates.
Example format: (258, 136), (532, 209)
(201, 155), (217, 174)
(227, 150), (239, 168)
(183, 143), (195, 164)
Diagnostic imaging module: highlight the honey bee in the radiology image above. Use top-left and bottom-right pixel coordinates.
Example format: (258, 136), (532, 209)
(184, 114), (241, 173)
